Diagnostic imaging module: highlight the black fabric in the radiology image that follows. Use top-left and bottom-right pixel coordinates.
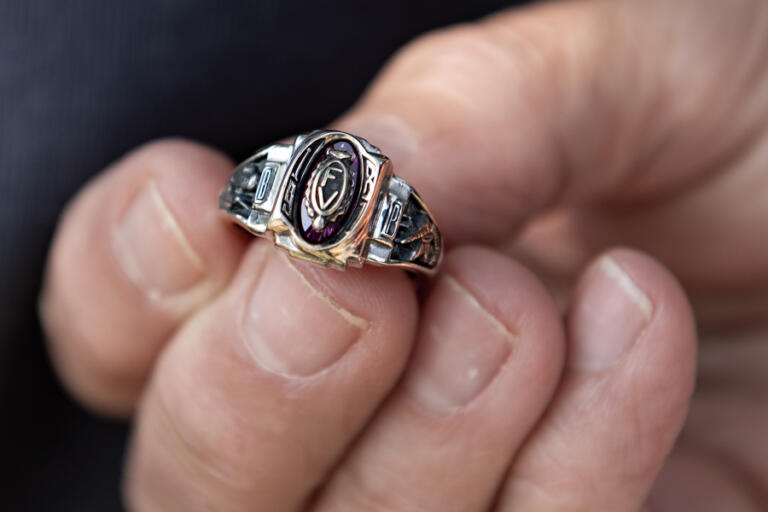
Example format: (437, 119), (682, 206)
(0, 1), (526, 509)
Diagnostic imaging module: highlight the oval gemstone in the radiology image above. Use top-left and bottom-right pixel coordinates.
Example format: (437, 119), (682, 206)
(297, 140), (360, 244)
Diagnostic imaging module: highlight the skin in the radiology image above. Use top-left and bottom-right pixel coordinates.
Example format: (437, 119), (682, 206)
(38, 0), (768, 510)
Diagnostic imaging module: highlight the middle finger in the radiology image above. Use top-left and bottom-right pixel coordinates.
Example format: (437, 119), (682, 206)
(125, 242), (417, 510)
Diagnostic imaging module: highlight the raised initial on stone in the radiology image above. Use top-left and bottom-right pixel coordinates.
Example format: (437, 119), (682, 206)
(305, 148), (354, 230)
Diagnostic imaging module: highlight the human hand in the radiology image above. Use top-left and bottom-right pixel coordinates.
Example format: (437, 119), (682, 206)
(40, 0), (768, 510)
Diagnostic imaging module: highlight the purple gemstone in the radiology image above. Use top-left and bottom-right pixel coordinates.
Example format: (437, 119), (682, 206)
(297, 141), (360, 244)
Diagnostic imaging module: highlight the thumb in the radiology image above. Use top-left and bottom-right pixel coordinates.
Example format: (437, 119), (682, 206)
(336, 0), (607, 244)
(335, 0), (763, 247)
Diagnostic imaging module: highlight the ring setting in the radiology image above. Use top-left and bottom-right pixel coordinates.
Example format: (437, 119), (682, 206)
(220, 129), (442, 274)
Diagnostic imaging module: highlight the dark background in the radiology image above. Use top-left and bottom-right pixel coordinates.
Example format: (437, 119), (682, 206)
(0, 1), (526, 509)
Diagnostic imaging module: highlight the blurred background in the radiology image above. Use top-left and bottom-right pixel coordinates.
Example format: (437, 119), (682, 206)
(0, 1), (528, 510)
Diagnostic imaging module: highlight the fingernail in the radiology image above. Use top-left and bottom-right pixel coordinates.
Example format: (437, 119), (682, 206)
(569, 256), (653, 372)
(337, 113), (419, 167)
(112, 181), (206, 301)
(243, 252), (368, 378)
(406, 275), (514, 412)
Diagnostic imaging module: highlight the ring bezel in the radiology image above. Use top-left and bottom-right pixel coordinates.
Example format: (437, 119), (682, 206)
(269, 130), (391, 269)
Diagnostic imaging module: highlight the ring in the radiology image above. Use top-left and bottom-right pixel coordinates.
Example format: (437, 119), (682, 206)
(219, 129), (442, 274)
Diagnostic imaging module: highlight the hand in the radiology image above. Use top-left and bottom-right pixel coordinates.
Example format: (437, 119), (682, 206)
(40, 0), (768, 510)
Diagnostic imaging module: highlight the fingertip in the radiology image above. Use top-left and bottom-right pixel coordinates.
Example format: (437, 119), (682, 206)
(407, 245), (567, 415)
(444, 245), (566, 372)
(312, 246), (566, 511)
(41, 137), (247, 417)
(570, 247), (697, 384)
(568, 247), (697, 450)
(495, 248), (697, 510)
(125, 243), (421, 510)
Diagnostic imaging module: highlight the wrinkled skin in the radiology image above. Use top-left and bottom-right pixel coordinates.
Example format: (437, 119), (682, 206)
(39, 0), (768, 510)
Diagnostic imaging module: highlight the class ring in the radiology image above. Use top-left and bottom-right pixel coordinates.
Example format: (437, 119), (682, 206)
(219, 129), (443, 274)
